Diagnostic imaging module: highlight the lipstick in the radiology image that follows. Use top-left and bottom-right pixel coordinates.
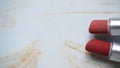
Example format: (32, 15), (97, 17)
(89, 18), (120, 35)
(85, 39), (120, 62)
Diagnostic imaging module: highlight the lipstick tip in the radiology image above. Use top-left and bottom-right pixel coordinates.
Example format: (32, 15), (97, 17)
(85, 39), (111, 56)
(89, 20), (108, 34)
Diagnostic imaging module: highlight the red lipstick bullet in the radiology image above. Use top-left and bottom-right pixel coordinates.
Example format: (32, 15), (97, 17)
(89, 18), (120, 35)
(85, 39), (120, 62)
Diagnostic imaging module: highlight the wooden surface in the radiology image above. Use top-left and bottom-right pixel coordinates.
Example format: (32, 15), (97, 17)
(0, 0), (120, 68)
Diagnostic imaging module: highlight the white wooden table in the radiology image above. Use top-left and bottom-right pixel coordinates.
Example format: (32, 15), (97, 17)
(0, 0), (120, 68)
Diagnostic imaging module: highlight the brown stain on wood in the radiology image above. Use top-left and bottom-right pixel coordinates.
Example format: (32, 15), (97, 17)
(64, 40), (88, 54)
(8, 64), (16, 68)
(0, 16), (15, 28)
(0, 40), (41, 68)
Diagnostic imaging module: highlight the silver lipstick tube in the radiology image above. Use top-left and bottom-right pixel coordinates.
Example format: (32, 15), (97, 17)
(109, 42), (120, 62)
(109, 18), (120, 35)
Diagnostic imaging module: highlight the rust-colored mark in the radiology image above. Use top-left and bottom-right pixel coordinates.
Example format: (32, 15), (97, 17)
(8, 64), (16, 68)
(64, 40), (88, 54)
(0, 16), (15, 28)
(0, 40), (42, 68)
(64, 40), (120, 68)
